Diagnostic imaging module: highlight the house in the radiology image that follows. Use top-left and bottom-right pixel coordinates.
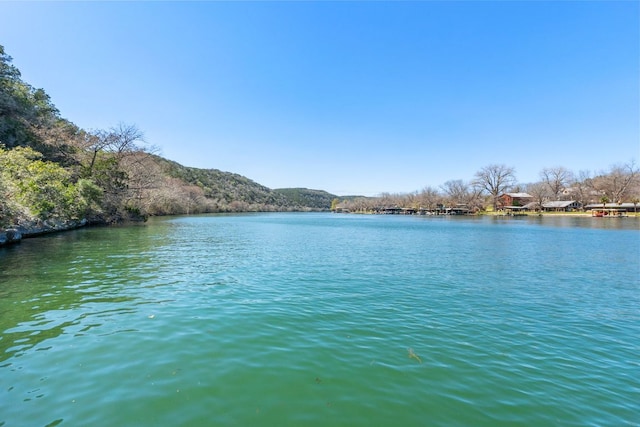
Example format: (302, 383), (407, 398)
(541, 200), (581, 212)
(498, 193), (533, 209)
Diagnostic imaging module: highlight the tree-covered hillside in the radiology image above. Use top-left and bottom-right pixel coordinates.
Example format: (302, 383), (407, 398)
(154, 157), (336, 212)
(0, 45), (333, 233)
(273, 188), (337, 210)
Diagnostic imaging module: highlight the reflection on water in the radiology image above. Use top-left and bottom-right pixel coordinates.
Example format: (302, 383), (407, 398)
(516, 214), (640, 230)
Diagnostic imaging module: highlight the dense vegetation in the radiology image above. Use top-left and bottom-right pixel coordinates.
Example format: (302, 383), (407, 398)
(0, 45), (336, 230)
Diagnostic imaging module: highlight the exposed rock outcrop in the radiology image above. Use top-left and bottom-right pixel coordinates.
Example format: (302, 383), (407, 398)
(0, 228), (22, 246)
(0, 219), (88, 246)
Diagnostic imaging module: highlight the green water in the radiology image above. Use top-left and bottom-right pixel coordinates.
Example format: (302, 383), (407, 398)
(1, 213), (639, 426)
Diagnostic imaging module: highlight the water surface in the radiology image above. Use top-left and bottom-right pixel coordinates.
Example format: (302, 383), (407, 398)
(1, 213), (639, 426)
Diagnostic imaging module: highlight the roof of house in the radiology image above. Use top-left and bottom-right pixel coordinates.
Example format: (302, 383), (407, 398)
(584, 203), (638, 209)
(502, 192), (533, 198)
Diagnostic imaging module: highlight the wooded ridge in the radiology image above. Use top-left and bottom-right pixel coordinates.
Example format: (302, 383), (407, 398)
(0, 45), (337, 239)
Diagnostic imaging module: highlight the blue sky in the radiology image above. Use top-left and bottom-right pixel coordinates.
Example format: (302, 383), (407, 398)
(1, 1), (638, 196)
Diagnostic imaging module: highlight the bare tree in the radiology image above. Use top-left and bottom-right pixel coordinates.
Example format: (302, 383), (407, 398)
(610, 161), (638, 202)
(76, 123), (156, 220)
(441, 180), (468, 205)
(417, 186), (441, 211)
(573, 170), (595, 207)
(440, 179), (485, 212)
(378, 192), (394, 208)
(526, 182), (550, 212)
(404, 191), (420, 209)
(466, 183), (485, 211)
(474, 164), (517, 210)
(592, 161), (639, 202)
(540, 166), (574, 200)
(99, 122), (146, 157)
(78, 124), (146, 178)
(121, 152), (163, 207)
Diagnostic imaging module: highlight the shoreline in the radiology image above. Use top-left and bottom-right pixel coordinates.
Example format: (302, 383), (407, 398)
(0, 218), (89, 247)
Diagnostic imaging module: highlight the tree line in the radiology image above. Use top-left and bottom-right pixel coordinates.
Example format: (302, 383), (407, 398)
(334, 163), (640, 214)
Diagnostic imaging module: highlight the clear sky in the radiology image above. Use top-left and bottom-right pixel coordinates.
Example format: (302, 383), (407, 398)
(1, 1), (638, 196)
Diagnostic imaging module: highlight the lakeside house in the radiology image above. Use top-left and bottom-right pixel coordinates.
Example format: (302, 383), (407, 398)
(498, 192), (533, 210)
(542, 200), (582, 212)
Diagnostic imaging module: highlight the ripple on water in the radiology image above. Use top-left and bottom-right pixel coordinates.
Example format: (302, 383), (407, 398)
(1, 214), (639, 426)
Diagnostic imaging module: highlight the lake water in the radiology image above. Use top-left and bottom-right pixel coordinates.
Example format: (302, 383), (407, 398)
(1, 213), (639, 426)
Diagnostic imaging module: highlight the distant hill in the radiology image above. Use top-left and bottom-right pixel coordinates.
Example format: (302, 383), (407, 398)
(155, 157), (290, 207)
(155, 158), (338, 211)
(273, 188), (338, 210)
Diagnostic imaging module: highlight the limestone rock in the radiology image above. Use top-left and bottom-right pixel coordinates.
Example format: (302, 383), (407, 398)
(0, 228), (22, 246)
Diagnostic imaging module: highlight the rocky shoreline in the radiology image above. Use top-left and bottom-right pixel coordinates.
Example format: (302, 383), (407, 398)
(0, 218), (88, 247)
